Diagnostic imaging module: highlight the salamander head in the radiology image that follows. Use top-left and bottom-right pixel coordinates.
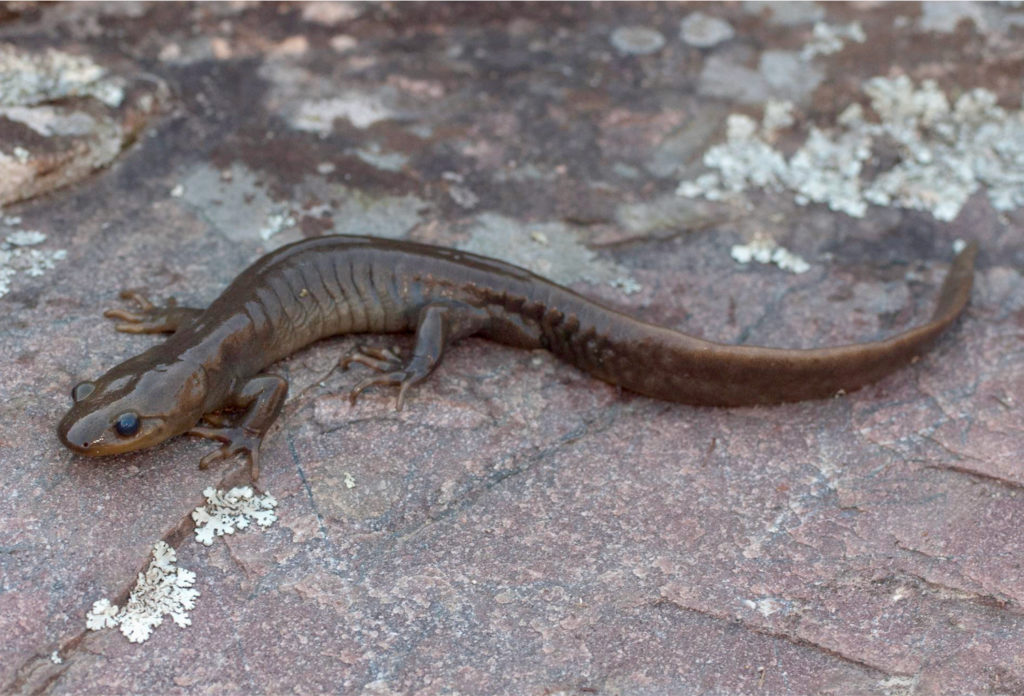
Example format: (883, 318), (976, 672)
(58, 354), (208, 457)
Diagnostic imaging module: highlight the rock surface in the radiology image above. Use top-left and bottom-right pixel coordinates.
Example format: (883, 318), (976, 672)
(1, 3), (1022, 695)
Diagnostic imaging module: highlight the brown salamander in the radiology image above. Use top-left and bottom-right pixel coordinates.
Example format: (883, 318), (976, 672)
(58, 235), (977, 479)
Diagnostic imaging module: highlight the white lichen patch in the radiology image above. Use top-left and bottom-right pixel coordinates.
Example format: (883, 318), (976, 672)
(292, 93), (395, 132)
(6, 229), (46, 246)
(0, 43), (124, 107)
(259, 209), (296, 240)
(679, 12), (735, 48)
(301, 2), (363, 26)
(447, 183), (479, 209)
(762, 99), (795, 133)
(610, 26), (666, 55)
(877, 675), (920, 696)
(85, 541), (200, 644)
(0, 227), (67, 298)
(800, 21), (866, 60)
(731, 237), (811, 274)
(755, 597), (783, 617)
(354, 143), (409, 172)
(0, 104), (97, 137)
(678, 76), (1024, 221)
(610, 276), (643, 294)
(192, 486), (278, 546)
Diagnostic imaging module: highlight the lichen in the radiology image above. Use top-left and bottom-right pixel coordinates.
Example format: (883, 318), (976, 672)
(84, 488), (278, 643)
(678, 76), (1024, 222)
(730, 237), (811, 274)
(85, 541), (200, 644)
(679, 12), (735, 48)
(610, 26), (666, 55)
(259, 210), (297, 240)
(192, 486), (278, 546)
(0, 226), (67, 298)
(291, 93), (395, 132)
(354, 143), (409, 172)
(0, 44), (123, 107)
(443, 171), (479, 209)
(800, 21), (866, 60)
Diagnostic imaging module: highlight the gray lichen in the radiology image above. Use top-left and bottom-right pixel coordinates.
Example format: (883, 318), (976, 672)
(0, 44), (123, 108)
(800, 21), (866, 60)
(679, 13), (735, 48)
(0, 225), (67, 298)
(354, 143), (409, 172)
(730, 237), (811, 274)
(192, 486), (278, 546)
(292, 93), (396, 132)
(678, 76), (1024, 221)
(610, 26), (666, 55)
(85, 488), (279, 644)
(86, 542), (199, 644)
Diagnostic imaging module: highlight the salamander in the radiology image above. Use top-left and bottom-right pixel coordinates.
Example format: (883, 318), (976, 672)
(58, 235), (977, 479)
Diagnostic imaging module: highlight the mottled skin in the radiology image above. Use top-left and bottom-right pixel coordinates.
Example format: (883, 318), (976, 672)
(58, 235), (977, 479)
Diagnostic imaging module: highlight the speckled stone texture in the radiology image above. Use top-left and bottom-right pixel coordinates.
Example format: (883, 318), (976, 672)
(2, 3), (1023, 695)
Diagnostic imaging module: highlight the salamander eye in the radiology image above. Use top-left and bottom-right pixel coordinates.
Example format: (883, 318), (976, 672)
(114, 412), (141, 437)
(72, 381), (95, 402)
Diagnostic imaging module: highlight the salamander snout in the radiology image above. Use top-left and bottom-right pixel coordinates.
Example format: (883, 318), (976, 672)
(57, 409), (108, 455)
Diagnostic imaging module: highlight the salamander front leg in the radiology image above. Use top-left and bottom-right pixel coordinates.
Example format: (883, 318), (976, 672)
(342, 302), (489, 411)
(103, 290), (203, 334)
(188, 374), (288, 480)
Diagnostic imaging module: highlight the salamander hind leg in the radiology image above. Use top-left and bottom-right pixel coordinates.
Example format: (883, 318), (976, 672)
(343, 301), (490, 411)
(188, 374), (288, 480)
(103, 290), (203, 334)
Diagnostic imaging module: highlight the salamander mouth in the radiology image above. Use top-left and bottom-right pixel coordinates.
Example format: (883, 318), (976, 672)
(64, 441), (106, 456)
